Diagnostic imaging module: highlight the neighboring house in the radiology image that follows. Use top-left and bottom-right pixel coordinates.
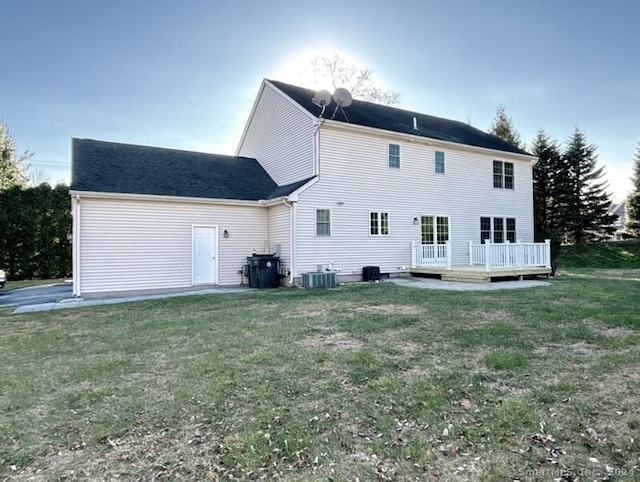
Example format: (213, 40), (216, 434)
(70, 79), (546, 297)
(609, 199), (626, 241)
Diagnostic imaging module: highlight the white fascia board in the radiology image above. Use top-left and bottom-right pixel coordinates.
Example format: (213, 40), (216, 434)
(69, 190), (266, 207)
(321, 119), (538, 163)
(235, 80), (268, 156)
(263, 79), (319, 121)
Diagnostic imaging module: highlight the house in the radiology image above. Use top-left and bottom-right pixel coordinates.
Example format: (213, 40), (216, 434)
(70, 79), (549, 297)
(608, 199), (626, 241)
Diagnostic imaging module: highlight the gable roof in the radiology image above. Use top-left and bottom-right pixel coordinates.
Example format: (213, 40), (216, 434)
(71, 138), (304, 201)
(268, 80), (531, 157)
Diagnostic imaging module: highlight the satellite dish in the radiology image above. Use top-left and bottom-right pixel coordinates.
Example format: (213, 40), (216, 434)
(312, 89), (332, 107)
(333, 87), (353, 107)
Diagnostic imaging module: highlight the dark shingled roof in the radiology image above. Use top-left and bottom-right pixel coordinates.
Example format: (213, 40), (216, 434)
(71, 138), (308, 201)
(269, 80), (531, 156)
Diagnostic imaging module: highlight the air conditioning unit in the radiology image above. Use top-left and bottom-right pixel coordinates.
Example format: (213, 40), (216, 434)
(301, 271), (338, 288)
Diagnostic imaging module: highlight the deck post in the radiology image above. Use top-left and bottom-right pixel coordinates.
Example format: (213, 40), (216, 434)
(410, 241), (416, 268)
(516, 239), (523, 269)
(446, 241), (452, 269)
(468, 240), (473, 265)
(544, 239), (551, 268)
(485, 241), (491, 271)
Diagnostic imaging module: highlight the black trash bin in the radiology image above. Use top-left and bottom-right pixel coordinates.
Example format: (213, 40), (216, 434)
(246, 255), (280, 289)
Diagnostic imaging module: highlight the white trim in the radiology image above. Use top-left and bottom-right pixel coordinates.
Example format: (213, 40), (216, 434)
(72, 194), (81, 297)
(191, 225), (219, 285)
(70, 190), (267, 207)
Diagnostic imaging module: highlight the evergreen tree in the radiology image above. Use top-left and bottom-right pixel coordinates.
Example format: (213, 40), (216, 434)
(560, 128), (616, 243)
(489, 105), (525, 149)
(625, 143), (640, 237)
(0, 120), (31, 191)
(531, 130), (562, 240)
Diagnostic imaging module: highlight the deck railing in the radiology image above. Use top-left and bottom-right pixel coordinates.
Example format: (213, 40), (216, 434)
(411, 239), (551, 271)
(410, 241), (452, 269)
(469, 239), (551, 270)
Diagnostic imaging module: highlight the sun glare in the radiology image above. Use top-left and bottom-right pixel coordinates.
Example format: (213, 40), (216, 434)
(273, 49), (366, 90)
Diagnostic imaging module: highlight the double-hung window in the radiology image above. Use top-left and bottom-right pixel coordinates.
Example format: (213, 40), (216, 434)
(370, 212), (389, 235)
(493, 160), (514, 189)
(316, 209), (331, 236)
(388, 144), (400, 168)
(435, 151), (445, 174)
(480, 216), (516, 243)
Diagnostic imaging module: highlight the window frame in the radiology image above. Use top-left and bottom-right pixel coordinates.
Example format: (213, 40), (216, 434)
(480, 216), (517, 244)
(421, 215), (449, 245)
(388, 143), (400, 169)
(370, 211), (390, 236)
(315, 208), (331, 237)
(435, 150), (445, 174)
(493, 160), (514, 189)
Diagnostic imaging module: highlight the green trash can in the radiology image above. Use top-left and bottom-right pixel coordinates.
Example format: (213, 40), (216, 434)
(246, 255), (280, 288)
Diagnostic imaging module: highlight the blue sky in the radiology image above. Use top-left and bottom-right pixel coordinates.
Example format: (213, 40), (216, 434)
(3, 0), (639, 201)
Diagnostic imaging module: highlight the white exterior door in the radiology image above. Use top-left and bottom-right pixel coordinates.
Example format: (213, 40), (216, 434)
(192, 226), (218, 285)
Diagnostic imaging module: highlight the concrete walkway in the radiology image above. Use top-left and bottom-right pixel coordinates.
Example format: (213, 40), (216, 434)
(10, 277), (551, 315)
(12, 287), (254, 314)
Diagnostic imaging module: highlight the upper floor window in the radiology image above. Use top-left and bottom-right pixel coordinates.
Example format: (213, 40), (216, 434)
(316, 209), (331, 236)
(493, 160), (514, 189)
(389, 144), (400, 168)
(435, 151), (445, 174)
(370, 212), (389, 235)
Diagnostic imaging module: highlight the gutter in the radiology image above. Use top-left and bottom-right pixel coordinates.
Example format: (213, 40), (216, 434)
(69, 190), (267, 207)
(283, 199), (296, 285)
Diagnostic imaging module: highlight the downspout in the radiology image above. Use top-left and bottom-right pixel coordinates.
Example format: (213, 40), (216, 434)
(71, 194), (81, 297)
(313, 118), (323, 177)
(284, 199), (296, 285)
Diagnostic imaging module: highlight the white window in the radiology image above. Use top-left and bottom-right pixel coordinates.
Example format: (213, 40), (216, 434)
(493, 160), (514, 189)
(421, 216), (449, 244)
(435, 151), (445, 174)
(481, 216), (516, 243)
(388, 144), (400, 168)
(316, 209), (331, 236)
(370, 212), (389, 235)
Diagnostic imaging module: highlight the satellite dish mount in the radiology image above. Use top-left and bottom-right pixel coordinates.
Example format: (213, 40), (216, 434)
(312, 89), (332, 118)
(330, 87), (352, 121)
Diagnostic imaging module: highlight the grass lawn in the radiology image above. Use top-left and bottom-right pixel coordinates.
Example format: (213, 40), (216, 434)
(1, 270), (639, 480)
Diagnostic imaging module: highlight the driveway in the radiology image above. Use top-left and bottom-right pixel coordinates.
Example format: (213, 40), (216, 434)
(0, 283), (73, 308)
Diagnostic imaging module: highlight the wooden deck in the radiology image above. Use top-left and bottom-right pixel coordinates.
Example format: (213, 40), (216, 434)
(410, 265), (552, 283)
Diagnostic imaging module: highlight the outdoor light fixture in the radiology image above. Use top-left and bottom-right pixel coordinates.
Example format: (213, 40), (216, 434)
(223, 229), (229, 238)
(413, 217), (419, 225)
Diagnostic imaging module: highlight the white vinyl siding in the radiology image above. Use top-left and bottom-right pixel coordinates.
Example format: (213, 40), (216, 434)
(291, 125), (534, 275)
(237, 82), (316, 185)
(268, 203), (291, 271)
(76, 197), (269, 295)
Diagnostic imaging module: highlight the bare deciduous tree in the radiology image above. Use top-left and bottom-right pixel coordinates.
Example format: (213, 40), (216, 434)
(303, 54), (401, 106)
